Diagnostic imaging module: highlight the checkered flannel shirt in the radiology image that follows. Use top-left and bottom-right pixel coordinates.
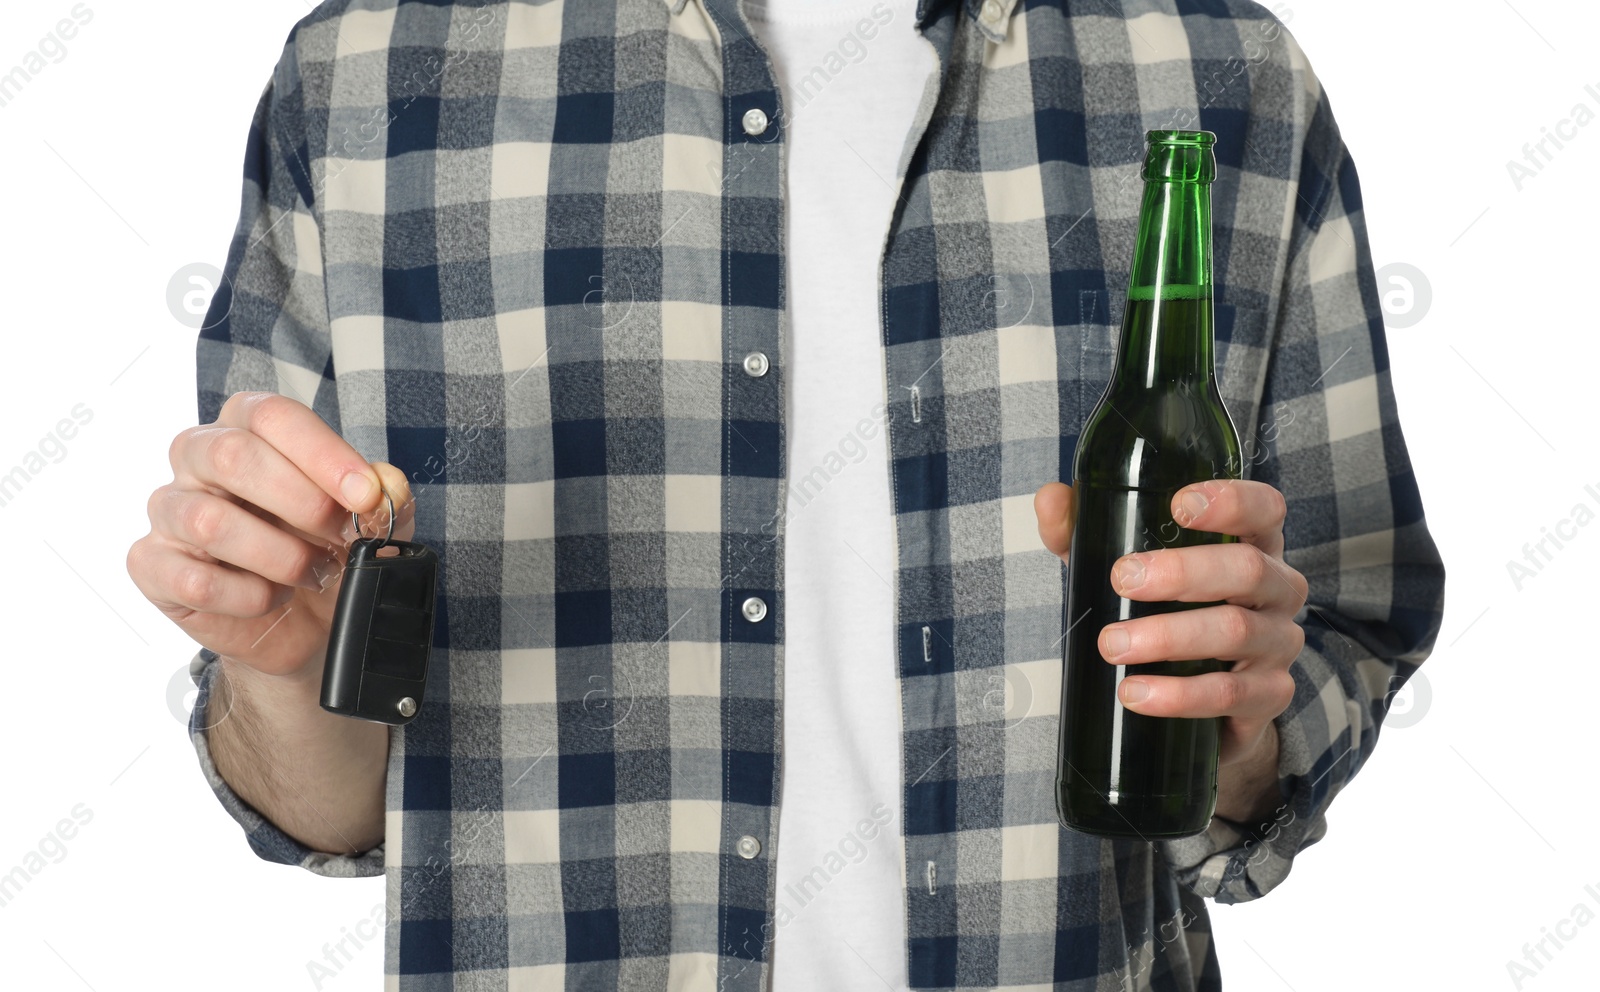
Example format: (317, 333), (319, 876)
(186, 0), (1446, 988)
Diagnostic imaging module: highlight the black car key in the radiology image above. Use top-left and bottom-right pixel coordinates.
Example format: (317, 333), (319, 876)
(320, 491), (439, 725)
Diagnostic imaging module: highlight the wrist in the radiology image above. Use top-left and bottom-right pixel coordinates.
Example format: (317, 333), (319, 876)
(1214, 719), (1283, 826)
(213, 652), (350, 743)
(217, 651), (325, 702)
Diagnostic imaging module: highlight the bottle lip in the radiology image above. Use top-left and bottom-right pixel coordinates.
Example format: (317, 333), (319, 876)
(1142, 129), (1217, 183)
(1147, 129), (1217, 147)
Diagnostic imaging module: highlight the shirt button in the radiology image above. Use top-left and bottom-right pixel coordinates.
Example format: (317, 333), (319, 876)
(736, 835), (761, 859)
(980, 0), (1004, 25)
(742, 351), (770, 377)
(742, 107), (769, 136)
(741, 596), (768, 623)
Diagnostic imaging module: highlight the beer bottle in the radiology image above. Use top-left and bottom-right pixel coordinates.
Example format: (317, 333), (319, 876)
(1055, 130), (1243, 838)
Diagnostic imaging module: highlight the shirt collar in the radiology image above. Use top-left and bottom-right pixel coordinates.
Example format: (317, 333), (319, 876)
(663, 0), (1019, 42)
(921, 0), (1019, 41)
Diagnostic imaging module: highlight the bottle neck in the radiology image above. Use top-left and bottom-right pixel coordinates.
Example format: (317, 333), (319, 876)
(1112, 178), (1215, 390)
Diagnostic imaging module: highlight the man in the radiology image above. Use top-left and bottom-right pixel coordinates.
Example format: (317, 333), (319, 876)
(127, 0), (1445, 988)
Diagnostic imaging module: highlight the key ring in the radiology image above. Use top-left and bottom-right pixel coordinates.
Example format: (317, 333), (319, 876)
(351, 488), (396, 548)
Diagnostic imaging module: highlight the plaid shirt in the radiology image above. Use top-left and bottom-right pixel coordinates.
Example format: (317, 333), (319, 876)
(186, 0), (1446, 988)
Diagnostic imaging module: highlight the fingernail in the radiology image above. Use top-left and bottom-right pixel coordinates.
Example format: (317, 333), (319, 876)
(1121, 680), (1150, 704)
(341, 472), (376, 510)
(1177, 491), (1208, 525)
(1114, 556), (1145, 590)
(1102, 627), (1129, 658)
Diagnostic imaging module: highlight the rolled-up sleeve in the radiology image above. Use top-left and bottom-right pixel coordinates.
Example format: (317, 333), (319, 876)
(1158, 45), (1446, 902)
(185, 37), (381, 878)
(189, 649), (384, 876)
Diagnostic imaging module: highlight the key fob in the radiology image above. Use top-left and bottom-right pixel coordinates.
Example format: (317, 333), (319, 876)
(320, 536), (439, 725)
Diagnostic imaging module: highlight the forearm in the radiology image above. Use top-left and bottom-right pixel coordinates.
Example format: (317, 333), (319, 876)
(205, 654), (389, 855)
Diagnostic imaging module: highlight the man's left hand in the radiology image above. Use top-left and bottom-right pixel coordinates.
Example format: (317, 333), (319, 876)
(1034, 478), (1307, 825)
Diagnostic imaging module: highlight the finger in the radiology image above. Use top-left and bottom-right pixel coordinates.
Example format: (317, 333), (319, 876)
(1034, 482), (1074, 558)
(178, 392), (383, 549)
(1110, 543), (1308, 613)
(216, 389), (385, 515)
(1115, 665), (1297, 722)
(173, 424), (354, 551)
(1097, 604), (1305, 668)
(1170, 479), (1287, 557)
(149, 486), (339, 591)
(127, 539), (296, 620)
(367, 461), (417, 544)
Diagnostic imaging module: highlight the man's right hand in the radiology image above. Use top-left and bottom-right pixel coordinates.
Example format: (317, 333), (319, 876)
(128, 391), (415, 687)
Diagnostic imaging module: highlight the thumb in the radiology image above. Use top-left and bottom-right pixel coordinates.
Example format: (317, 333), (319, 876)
(351, 462), (417, 545)
(1034, 482), (1074, 559)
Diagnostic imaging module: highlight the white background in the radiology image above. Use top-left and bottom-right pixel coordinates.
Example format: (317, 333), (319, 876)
(0, 1), (1593, 989)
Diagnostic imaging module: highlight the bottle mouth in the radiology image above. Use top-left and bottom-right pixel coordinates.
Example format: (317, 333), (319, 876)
(1147, 130), (1216, 147)
(1143, 129), (1217, 184)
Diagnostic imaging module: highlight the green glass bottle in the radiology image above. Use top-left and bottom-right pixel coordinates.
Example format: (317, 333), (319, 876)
(1055, 130), (1243, 839)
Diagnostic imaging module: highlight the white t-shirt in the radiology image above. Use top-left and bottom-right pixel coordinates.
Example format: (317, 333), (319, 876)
(742, 1), (936, 988)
